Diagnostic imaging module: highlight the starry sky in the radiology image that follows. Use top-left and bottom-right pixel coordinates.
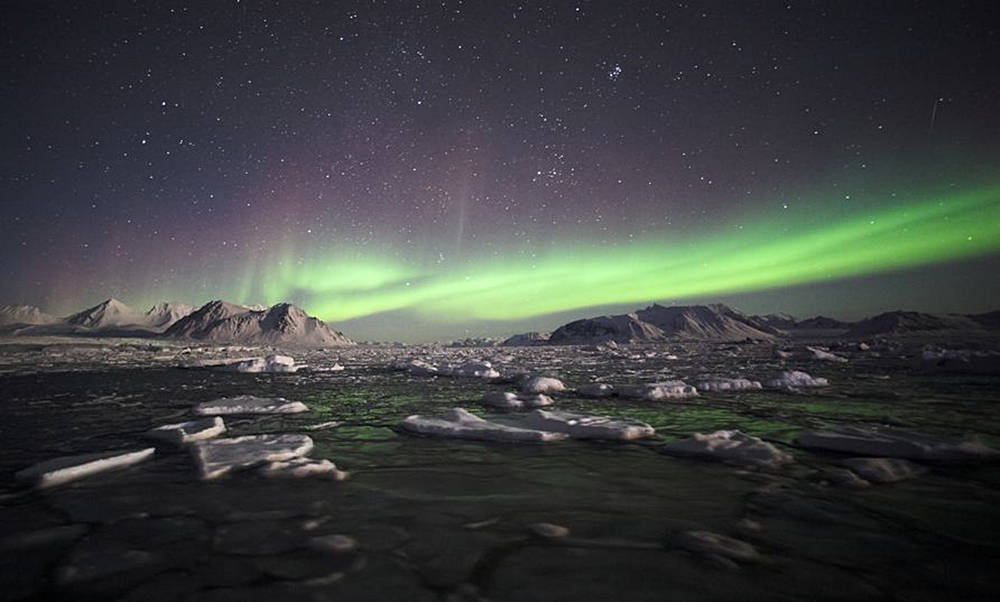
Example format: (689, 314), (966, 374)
(1, 1), (999, 341)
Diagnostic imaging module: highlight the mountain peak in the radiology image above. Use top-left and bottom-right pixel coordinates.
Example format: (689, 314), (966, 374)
(0, 304), (58, 326)
(165, 299), (352, 347)
(549, 303), (775, 344)
(65, 298), (140, 328)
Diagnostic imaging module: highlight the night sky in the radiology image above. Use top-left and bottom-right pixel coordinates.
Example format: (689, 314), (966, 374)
(2, 1), (999, 341)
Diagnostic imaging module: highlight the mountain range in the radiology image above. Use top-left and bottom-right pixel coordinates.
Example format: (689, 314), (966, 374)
(502, 304), (1000, 345)
(1, 299), (998, 345)
(0, 298), (353, 347)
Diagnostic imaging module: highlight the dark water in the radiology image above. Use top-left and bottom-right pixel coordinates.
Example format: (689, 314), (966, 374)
(1, 340), (999, 601)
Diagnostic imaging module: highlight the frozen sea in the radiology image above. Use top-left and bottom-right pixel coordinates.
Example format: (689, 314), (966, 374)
(1, 336), (999, 601)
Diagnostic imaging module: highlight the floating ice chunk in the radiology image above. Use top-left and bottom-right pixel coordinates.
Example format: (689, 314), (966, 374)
(577, 383), (616, 398)
(213, 354), (303, 373)
(309, 534), (358, 554)
(796, 426), (998, 462)
(804, 346), (848, 362)
(304, 420), (341, 431)
(694, 378), (762, 392)
(663, 430), (792, 468)
(766, 370), (829, 389)
(919, 348), (1000, 375)
(259, 457), (348, 480)
(15, 448), (155, 489)
(194, 395), (308, 415)
(191, 434), (314, 479)
(311, 363), (345, 372)
(451, 361), (501, 378)
(676, 530), (762, 564)
(403, 359), (439, 376)
(483, 391), (519, 407)
(520, 376), (566, 394)
(146, 416), (226, 445)
(482, 391), (554, 409)
(618, 380), (698, 400)
(518, 393), (555, 407)
(529, 522), (570, 538)
(400, 408), (569, 442)
(508, 409), (655, 440)
(842, 457), (926, 483)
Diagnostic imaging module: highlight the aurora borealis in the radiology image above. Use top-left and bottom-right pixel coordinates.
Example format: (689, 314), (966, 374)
(214, 183), (1000, 323)
(2, 2), (999, 340)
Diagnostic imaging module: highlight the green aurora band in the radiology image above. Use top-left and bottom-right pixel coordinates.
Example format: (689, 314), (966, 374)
(215, 185), (1000, 323)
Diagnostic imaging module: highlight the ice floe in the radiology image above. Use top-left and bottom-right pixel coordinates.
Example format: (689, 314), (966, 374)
(308, 534), (358, 554)
(841, 457), (926, 483)
(259, 457), (348, 480)
(211, 354), (304, 373)
(398, 359), (439, 376)
(446, 360), (501, 378)
(194, 395), (308, 415)
(191, 434), (314, 479)
(508, 409), (655, 440)
(520, 376), (566, 394)
(676, 530), (762, 565)
(15, 448), (155, 489)
(394, 358), (500, 378)
(618, 380), (698, 400)
(663, 430), (792, 468)
(529, 522), (570, 539)
(803, 346), (848, 362)
(304, 420), (342, 431)
(482, 390), (554, 409)
(401, 407), (654, 442)
(919, 348), (1000, 375)
(400, 408), (569, 442)
(694, 378), (762, 392)
(577, 383), (616, 398)
(796, 426), (998, 462)
(765, 370), (829, 389)
(145, 416), (226, 445)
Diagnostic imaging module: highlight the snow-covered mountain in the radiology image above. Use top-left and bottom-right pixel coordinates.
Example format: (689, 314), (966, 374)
(0, 304), (58, 326)
(635, 304), (780, 340)
(64, 298), (144, 329)
(846, 311), (986, 337)
(547, 304), (778, 344)
(548, 313), (665, 344)
(165, 300), (353, 346)
(793, 316), (854, 330)
(500, 331), (551, 346)
(143, 302), (196, 330)
(748, 312), (798, 331)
